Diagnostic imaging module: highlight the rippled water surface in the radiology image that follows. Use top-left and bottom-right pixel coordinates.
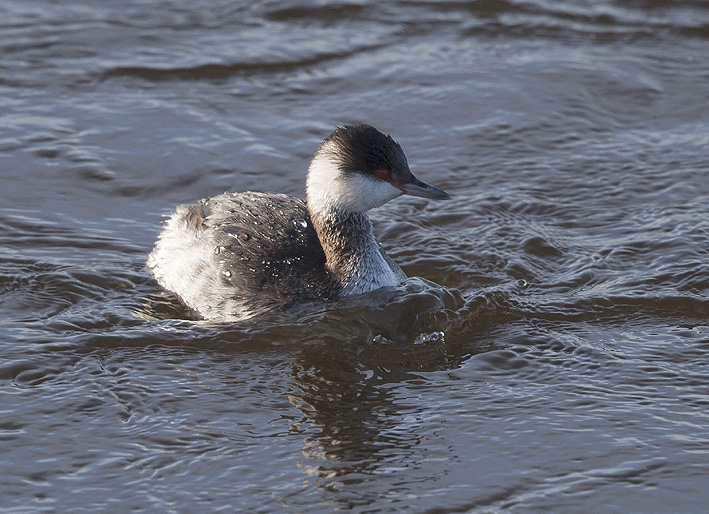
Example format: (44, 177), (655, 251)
(2, 0), (708, 512)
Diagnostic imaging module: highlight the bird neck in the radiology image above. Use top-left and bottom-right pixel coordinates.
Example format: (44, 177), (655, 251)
(310, 207), (399, 294)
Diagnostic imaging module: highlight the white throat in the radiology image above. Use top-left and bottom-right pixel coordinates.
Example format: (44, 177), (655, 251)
(305, 146), (402, 216)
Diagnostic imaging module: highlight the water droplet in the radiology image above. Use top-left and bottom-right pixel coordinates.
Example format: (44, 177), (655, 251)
(292, 218), (308, 230)
(414, 331), (445, 345)
(214, 246), (225, 255)
(223, 270), (232, 278)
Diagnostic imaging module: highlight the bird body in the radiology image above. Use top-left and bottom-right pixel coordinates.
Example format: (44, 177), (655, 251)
(147, 124), (449, 321)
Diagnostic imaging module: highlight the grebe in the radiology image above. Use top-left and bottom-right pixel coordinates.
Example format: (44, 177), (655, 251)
(147, 124), (450, 321)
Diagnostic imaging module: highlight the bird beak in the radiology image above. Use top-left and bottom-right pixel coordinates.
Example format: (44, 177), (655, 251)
(393, 178), (451, 200)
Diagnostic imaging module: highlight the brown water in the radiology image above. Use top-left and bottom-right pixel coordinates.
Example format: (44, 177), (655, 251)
(1, 1), (708, 512)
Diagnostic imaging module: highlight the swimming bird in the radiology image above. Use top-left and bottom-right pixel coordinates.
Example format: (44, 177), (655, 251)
(147, 124), (450, 321)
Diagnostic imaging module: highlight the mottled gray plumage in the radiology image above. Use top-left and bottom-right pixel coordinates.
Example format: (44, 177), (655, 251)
(190, 192), (331, 300)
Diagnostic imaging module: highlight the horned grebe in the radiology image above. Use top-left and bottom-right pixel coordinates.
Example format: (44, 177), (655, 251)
(147, 124), (450, 321)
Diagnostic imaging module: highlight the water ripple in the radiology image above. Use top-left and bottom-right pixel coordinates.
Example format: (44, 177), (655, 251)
(2, 0), (709, 511)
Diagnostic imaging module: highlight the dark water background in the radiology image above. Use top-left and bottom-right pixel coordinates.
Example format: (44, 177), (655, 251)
(2, 0), (708, 512)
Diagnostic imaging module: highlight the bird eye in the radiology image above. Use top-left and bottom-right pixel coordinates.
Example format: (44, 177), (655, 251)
(375, 169), (390, 180)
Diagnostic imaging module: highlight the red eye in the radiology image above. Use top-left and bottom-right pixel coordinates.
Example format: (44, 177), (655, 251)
(375, 168), (390, 180)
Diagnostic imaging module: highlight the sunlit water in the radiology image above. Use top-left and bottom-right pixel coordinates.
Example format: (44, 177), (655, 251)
(1, 1), (708, 512)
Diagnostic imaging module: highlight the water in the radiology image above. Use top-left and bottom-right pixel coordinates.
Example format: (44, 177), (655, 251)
(1, 0), (708, 512)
